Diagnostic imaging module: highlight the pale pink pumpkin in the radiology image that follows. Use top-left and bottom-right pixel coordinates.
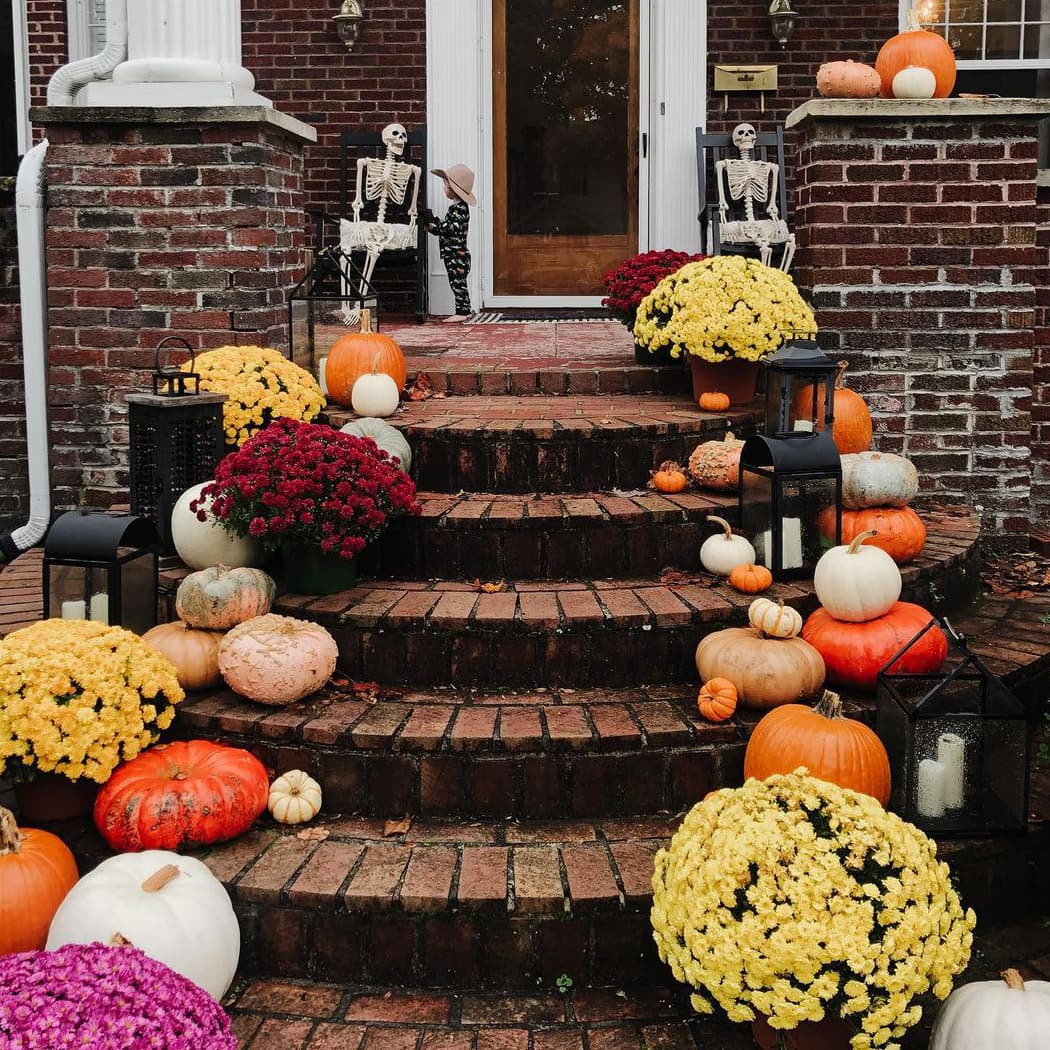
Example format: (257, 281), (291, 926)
(175, 566), (276, 630)
(217, 614), (338, 705)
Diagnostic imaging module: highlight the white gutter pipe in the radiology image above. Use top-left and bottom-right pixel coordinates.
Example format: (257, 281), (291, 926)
(2, 141), (50, 560)
(47, 0), (128, 105)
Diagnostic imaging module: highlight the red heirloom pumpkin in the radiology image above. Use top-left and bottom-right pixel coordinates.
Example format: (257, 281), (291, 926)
(94, 740), (269, 852)
(819, 505), (927, 566)
(801, 601), (948, 692)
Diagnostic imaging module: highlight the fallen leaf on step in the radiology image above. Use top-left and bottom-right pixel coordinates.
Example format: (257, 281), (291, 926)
(384, 816), (412, 837)
(406, 372), (435, 400)
(474, 579), (507, 593)
(296, 827), (330, 843)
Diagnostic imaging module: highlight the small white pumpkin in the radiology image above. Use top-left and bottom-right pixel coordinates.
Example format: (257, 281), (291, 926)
(340, 417), (412, 471)
(171, 482), (263, 571)
(700, 516), (757, 576)
(351, 353), (400, 418)
(930, 969), (1050, 1050)
(814, 530), (902, 623)
(268, 770), (323, 825)
(841, 451), (919, 510)
(748, 598), (803, 639)
(892, 65), (937, 99)
(46, 851), (239, 1000)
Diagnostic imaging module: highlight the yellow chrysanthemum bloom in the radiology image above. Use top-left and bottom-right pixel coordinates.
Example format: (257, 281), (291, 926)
(633, 255), (817, 363)
(0, 619), (184, 784)
(185, 345), (324, 447)
(651, 771), (975, 1050)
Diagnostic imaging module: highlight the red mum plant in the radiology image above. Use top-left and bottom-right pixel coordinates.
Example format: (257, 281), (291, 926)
(602, 249), (707, 328)
(197, 418), (420, 560)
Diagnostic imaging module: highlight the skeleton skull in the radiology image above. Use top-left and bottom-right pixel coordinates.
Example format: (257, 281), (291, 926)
(382, 123), (408, 156)
(732, 123), (757, 154)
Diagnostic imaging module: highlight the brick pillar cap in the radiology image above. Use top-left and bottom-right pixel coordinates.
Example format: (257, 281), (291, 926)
(29, 104), (317, 144)
(786, 97), (1050, 130)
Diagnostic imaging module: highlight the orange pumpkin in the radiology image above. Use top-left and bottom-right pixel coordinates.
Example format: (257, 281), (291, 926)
(0, 805), (79, 954)
(698, 391), (731, 412)
(324, 311), (407, 407)
(697, 678), (738, 722)
(875, 25), (956, 100)
(792, 361), (872, 454)
(728, 563), (773, 594)
(744, 689), (891, 806)
(650, 460), (688, 493)
(819, 505), (926, 565)
(143, 621), (225, 691)
(687, 432), (744, 492)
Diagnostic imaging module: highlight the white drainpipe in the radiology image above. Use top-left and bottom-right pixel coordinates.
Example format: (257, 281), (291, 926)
(47, 0), (129, 105)
(1, 141), (51, 561)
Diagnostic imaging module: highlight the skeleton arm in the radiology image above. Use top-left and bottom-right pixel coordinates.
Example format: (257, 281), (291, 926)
(406, 164), (422, 222)
(353, 158), (368, 222)
(714, 159), (730, 226)
(765, 163), (781, 220)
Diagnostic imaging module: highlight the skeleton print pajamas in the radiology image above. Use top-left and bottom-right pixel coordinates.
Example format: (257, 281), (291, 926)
(424, 201), (472, 314)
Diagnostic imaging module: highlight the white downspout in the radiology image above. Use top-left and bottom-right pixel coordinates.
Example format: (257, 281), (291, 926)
(2, 141), (51, 560)
(46, 0), (129, 105)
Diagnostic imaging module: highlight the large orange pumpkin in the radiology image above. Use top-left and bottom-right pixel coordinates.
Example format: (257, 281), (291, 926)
(94, 740), (269, 852)
(791, 361), (872, 454)
(801, 601), (948, 692)
(744, 690), (891, 806)
(325, 312), (407, 407)
(875, 26), (956, 100)
(0, 805), (79, 954)
(819, 505), (927, 565)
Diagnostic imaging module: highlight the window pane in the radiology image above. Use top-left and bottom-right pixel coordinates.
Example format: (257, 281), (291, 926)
(986, 0), (1022, 20)
(917, 0), (947, 25)
(948, 23), (984, 57)
(1023, 22), (1050, 57)
(985, 21), (1022, 57)
(949, 0), (986, 24)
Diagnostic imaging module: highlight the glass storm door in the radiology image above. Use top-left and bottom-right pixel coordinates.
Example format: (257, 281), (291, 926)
(492, 0), (640, 297)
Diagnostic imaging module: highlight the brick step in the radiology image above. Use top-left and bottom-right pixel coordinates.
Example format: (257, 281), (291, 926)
(324, 396), (760, 493)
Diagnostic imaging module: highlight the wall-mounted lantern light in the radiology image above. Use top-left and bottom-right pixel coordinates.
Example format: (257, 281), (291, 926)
(769, 0), (798, 46)
(334, 0), (364, 52)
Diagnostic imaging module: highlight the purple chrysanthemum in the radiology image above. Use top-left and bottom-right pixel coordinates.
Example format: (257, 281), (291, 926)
(0, 943), (237, 1049)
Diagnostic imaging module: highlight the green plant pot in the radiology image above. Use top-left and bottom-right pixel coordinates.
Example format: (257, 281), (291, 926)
(281, 543), (359, 595)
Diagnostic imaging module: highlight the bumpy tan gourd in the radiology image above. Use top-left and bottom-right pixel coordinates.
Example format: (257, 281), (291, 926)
(687, 433), (744, 492)
(816, 60), (881, 98)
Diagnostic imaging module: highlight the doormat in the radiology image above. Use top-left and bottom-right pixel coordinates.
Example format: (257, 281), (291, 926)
(466, 308), (614, 325)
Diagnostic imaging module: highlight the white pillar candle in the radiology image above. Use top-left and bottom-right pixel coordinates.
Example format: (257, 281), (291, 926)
(917, 758), (947, 818)
(318, 357), (328, 397)
(61, 600), (86, 620)
(89, 592), (110, 624)
(793, 419), (814, 433)
(782, 517), (804, 570)
(937, 733), (966, 810)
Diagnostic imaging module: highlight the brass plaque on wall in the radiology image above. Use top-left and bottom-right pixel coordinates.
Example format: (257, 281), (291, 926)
(713, 65), (778, 92)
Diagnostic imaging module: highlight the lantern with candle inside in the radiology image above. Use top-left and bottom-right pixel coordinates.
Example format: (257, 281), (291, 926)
(127, 337), (227, 555)
(738, 431), (842, 580)
(42, 512), (159, 635)
(288, 245), (379, 390)
(761, 330), (838, 436)
(876, 618), (1030, 836)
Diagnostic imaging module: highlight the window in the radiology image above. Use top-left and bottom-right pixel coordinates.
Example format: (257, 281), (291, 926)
(67, 0), (108, 63)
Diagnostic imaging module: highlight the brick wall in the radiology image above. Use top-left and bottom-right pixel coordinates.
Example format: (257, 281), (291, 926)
(1034, 179), (1050, 539)
(0, 185), (29, 526)
(26, 0), (64, 110)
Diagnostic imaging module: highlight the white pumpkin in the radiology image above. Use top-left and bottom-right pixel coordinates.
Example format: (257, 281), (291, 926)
(340, 416), (412, 470)
(813, 530), (902, 623)
(46, 851), (239, 1000)
(171, 482), (262, 570)
(892, 65), (937, 99)
(700, 516), (757, 576)
(269, 770), (323, 825)
(351, 361), (400, 419)
(841, 451), (919, 510)
(930, 969), (1050, 1050)
(748, 598), (803, 639)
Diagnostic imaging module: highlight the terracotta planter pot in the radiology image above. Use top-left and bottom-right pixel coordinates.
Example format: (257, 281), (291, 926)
(14, 773), (98, 823)
(689, 357), (760, 406)
(751, 1015), (854, 1050)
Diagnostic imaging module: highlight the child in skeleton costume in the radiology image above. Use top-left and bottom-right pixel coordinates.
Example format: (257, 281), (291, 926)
(421, 165), (477, 321)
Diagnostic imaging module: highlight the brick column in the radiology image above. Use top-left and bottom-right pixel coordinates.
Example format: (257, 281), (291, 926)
(1034, 174), (1050, 549)
(787, 98), (1050, 549)
(30, 105), (316, 510)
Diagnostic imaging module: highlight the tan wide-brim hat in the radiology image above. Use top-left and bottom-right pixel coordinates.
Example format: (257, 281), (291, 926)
(431, 163), (477, 207)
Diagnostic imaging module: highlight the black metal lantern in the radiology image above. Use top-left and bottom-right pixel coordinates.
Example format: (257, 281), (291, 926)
(876, 619), (1030, 836)
(762, 332), (838, 436)
(288, 246), (379, 389)
(43, 511), (159, 634)
(127, 337), (227, 555)
(738, 431), (842, 579)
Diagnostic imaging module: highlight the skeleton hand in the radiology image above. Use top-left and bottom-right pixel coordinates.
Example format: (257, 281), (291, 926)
(719, 206), (728, 226)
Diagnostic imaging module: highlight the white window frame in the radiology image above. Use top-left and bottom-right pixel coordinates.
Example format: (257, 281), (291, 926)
(903, 0), (1050, 69)
(13, 0), (30, 155)
(67, 0), (107, 63)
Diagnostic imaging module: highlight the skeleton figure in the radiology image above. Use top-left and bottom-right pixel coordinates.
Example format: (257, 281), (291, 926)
(339, 123), (422, 323)
(715, 123), (796, 272)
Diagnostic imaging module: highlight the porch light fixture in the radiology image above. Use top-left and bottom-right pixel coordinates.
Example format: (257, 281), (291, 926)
(769, 0), (798, 46)
(334, 0), (364, 52)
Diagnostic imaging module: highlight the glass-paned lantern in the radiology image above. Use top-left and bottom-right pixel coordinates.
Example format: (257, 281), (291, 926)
(877, 619), (1030, 836)
(739, 432), (842, 580)
(127, 337), (227, 555)
(43, 511), (159, 635)
(288, 246), (379, 389)
(762, 331), (838, 436)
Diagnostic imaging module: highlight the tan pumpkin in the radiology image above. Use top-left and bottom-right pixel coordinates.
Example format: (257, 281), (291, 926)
(687, 432), (744, 492)
(325, 310), (407, 407)
(142, 622), (225, 691)
(748, 598), (802, 639)
(816, 60), (881, 99)
(841, 451), (919, 509)
(268, 770), (323, 825)
(695, 627), (826, 709)
(175, 566), (276, 630)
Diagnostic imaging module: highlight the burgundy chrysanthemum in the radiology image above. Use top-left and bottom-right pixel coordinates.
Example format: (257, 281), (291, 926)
(601, 249), (707, 325)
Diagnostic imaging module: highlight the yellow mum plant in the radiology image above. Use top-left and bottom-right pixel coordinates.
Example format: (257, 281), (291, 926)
(186, 345), (324, 447)
(633, 255), (816, 363)
(652, 771), (975, 1050)
(0, 619), (184, 784)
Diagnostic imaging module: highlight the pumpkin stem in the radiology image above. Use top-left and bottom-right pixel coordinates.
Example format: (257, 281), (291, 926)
(109, 932), (133, 947)
(371, 351), (382, 376)
(847, 529), (878, 554)
(1001, 969), (1025, 991)
(709, 515), (734, 540)
(815, 690), (843, 720)
(141, 864), (181, 893)
(725, 431), (735, 442)
(0, 806), (22, 855)
(835, 361), (849, 390)
(359, 307), (372, 334)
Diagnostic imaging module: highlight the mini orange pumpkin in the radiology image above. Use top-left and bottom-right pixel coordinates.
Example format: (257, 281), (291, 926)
(650, 460), (688, 493)
(324, 309), (407, 407)
(698, 391), (731, 412)
(728, 563), (773, 594)
(697, 678), (738, 722)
